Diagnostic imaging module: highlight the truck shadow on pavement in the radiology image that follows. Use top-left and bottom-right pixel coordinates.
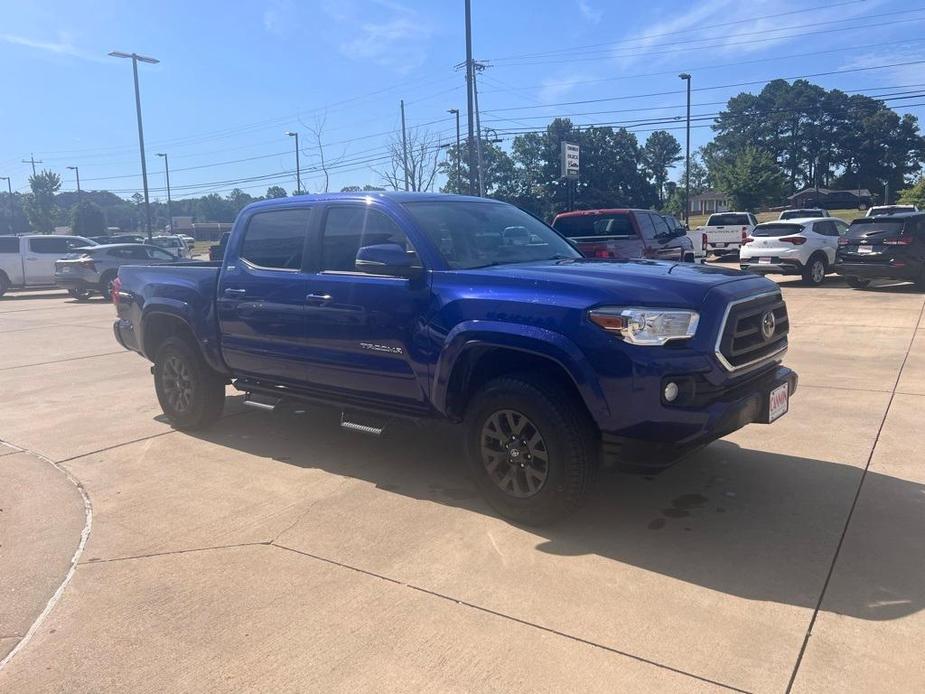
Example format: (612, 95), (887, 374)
(188, 402), (923, 623)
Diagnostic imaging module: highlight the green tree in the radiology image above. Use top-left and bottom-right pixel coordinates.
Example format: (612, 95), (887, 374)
(265, 185), (287, 198)
(227, 188), (255, 214)
(440, 139), (516, 198)
(898, 177), (925, 207)
(70, 200), (106, 236)
(713, 147), (788, 211)
(24, 170), (61, 233)
(642, 130), (682, 205)
(195, 193), (235, 222)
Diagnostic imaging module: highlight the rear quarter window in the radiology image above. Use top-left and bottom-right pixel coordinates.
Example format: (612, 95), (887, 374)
(0, 237), (19, 253)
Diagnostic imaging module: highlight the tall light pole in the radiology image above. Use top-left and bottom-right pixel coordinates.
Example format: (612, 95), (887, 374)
(400, 100), (410, 191)
(286, 131), (301, 194)
(109, 51), (159, 240)
(0, 176), (12, 233)
(464, 0), (477, 195)
(156, 153), (172, 231)
(448, 108), (461, 193)
(66, 166), (81, 202)
(679, 73), (692, 226)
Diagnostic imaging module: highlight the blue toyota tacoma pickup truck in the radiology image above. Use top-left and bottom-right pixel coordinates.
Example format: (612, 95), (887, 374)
(113, 192), (797, 524)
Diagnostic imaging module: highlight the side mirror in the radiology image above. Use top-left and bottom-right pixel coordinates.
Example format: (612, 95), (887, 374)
(355, 243), (421, 278)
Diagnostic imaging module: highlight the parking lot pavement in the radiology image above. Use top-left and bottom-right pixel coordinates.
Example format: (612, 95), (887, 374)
(1, 283), (923, 692)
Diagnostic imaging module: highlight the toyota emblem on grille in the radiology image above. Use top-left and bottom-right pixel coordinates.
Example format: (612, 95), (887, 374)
(761, 311), (776, 340)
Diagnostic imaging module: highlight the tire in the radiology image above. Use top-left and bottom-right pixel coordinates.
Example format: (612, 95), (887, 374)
(915, 269), (925, 292)
(464, 374), (597, 525)
(846, 277), (871, 289)
(0, 273), (8, 298)
(98, 272), (117, 302)
(802, 255), (827, 286)
(153, 336), (225, 430)
(67, 288), (92, 301)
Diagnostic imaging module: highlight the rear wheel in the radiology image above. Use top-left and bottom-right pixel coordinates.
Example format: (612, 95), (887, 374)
(802, 256), (827, 286)
(153, 336), (225, 430)
(67, 288), (92, 301)
(847, 277), (871, 289)
(0, 273), (8, 298)
(465, 374), (597, 525)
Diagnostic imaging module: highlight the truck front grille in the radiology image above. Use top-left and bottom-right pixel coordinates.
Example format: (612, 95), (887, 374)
(716, 292), (788, 371)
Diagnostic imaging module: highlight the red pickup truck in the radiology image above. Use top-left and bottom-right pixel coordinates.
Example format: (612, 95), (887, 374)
(552, 208), (696, 262)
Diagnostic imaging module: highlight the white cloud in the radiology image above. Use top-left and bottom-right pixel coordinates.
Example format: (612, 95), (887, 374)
(0, 32), (105, 62)
(323, 0), (433, 73)
(839, 48), (925, 86)
(538, 72), (594, 103)
(576, 0), (602, 24)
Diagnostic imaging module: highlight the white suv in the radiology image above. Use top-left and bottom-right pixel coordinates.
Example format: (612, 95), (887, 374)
(739, 217), (849, 286)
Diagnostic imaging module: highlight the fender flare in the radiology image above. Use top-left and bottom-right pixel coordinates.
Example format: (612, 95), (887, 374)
(140, 301), (229, 375)
(431, 320), (610, 424)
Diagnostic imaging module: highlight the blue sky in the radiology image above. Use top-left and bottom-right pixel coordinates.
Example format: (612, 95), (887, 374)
(1, 0), (924, 201)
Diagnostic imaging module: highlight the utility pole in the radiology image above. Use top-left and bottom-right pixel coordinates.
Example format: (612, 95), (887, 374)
(67, 166), (81, 202)
(885, 181), (890, 206)
(0, 177), (12, 233)
(22, 154), (42, 177)
(448, 108), (460, 193)
(464, 0), (476, 196)
(679, 73), (691, 226)
(286, 132), (301, 194)
(400, 99), (410, 191)
(157, 153), (172, 231)
(109, 51), (159, 240)
(472, 61), (488, 197)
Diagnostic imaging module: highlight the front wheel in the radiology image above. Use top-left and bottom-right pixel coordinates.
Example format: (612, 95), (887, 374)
(802, 257), (827, 286)
(153, 336), (225, 430)
(847, 277), (871, 289)
(465, 374), (597, 525)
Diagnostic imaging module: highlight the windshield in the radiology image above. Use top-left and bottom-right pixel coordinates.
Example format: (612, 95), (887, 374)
(707, 214), (750, 226)
(403, 201), (580, 270)
(553, 213), (634, 238)
(753, 223), (803, 237)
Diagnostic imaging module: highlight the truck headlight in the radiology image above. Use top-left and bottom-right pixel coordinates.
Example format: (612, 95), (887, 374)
(588, 307), (699, 345)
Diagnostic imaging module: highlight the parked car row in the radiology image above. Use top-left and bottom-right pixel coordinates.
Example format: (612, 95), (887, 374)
(739, 212), (925, 288)
(0, 234), (194, 298)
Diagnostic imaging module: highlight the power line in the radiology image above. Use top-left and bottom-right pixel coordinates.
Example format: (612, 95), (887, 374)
(490, 4), (921, 63)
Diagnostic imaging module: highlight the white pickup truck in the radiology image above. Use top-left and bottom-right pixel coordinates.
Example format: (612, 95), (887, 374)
(696, 212), (758, 256)
(0, 234), (98, 296)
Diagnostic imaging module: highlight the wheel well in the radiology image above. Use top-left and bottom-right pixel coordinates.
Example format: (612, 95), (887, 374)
(446, 347), (589, 422)
(809, 250), (829, 266)
(0, 269), (9, 287)
(142, 313), (197, 360)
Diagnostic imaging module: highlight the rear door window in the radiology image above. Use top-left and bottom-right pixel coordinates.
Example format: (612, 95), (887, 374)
(240, 208), (312, 270)
(636, 213), (659, 240)
(814, 221), (838, 237)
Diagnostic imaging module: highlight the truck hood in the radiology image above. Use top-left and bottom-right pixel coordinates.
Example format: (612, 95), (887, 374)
(456, 258), (769, 309)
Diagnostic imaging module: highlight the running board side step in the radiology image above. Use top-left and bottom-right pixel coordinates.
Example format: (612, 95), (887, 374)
(243, 394), (281, 412)
(340, 412), (383, 437)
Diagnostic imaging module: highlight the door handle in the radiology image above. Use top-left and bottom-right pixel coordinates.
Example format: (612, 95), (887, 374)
(223, 288), (246, 298)
(26, 256), (38, 261)
(305, 293), (333, 304)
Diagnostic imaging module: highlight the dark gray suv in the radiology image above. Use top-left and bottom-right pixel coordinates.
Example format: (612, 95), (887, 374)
(55, 244), (177, 300)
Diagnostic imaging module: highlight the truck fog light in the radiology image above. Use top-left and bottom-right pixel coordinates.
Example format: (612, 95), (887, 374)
(664, 382), (679, 403)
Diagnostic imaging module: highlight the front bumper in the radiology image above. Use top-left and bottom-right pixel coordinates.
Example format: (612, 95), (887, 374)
(602, 365), (797, 469)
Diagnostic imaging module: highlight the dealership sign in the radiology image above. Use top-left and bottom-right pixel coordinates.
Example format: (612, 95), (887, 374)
(561, 142), (579, 179)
